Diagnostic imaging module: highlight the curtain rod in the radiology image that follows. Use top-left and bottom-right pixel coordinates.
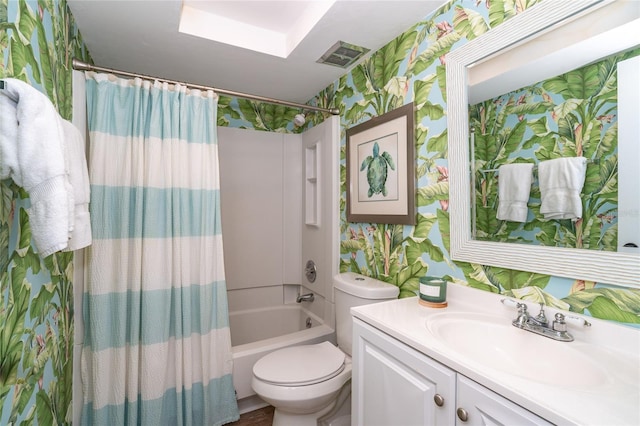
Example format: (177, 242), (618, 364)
(72, 58), (340, 115)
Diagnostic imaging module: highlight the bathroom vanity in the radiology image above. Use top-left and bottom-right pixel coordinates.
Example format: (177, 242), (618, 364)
(350, 284), (640, 426)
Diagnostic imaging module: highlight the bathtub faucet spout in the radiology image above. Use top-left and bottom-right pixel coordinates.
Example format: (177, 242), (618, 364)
(296, 293), (315, 303)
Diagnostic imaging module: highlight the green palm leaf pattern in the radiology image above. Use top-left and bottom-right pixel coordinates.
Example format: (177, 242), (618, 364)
(4, 1), (639, 422)
(472, 48), (640, 252)
(236, 99), (301, 132)
(323, 0), (640, 329)
(508, 286), (570, 311)
(563, 288), (640, 324)
(1, 0), (90, 423)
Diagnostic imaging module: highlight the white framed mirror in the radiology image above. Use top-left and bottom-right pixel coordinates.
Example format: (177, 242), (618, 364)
(446, 0), (640, 288)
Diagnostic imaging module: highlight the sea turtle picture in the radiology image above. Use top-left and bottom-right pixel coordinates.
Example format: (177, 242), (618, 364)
(360, 141), (395, 197)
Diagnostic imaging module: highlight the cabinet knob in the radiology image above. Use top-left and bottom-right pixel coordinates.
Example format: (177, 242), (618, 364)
(433, 394), (445, 407)
(457, 407), (469, 422)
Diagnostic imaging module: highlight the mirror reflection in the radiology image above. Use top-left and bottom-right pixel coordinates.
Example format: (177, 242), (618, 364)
(469, 46), (640, 252)
(446, 0), (640, 287)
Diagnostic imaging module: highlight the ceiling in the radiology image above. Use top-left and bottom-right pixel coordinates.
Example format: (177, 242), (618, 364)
(67, 1), (445, 105)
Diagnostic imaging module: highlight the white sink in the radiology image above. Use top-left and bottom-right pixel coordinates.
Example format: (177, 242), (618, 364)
(425, 312), (609, 387)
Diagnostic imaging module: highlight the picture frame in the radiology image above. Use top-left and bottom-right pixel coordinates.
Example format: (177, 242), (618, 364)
(346, 102), (415, 225)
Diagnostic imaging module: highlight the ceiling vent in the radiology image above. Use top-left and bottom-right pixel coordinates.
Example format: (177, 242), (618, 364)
(317, 41), (370, 68)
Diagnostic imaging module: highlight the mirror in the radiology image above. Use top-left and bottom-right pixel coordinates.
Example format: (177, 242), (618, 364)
(446, 0), (640, 287)
(470, 47), (639, 252)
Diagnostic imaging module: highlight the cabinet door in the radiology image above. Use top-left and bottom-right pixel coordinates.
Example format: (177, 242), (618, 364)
(456, 375), (552, 426)
(353, 319), (456, 426)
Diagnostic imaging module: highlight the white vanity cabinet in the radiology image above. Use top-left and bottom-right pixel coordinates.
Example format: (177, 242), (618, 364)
(353, 319), (551, 426)
(456, 375), (552, 426)
(352, 319), (456, 426)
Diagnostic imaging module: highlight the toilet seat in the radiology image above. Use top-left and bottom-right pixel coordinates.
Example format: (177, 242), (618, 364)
(253, 341), (346, 386)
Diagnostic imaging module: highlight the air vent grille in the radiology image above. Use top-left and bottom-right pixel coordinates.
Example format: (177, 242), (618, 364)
(317, 41), (370, 68)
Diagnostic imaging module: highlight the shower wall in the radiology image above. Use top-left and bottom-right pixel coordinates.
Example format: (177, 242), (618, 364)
(217, 127), (303, 311)
(218, 120), (339, 326)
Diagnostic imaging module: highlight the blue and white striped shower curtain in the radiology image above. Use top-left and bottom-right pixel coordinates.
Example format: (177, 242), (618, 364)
(82, 72), (239, 425)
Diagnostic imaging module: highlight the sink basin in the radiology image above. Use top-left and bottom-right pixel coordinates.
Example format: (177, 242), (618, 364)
(426, 312), (609, 386)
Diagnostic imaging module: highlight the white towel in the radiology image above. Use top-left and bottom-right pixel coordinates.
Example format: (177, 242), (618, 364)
(538, 157), (587, 220)
(496, 163), (534, 222)
(0, 78), (71, 257)
(60, 119), (92, 251)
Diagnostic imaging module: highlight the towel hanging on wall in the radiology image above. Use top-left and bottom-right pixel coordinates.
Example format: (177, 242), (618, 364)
(0, 78), (92, 256)
(496, 163), (535, 222)
(60, 119), (92, 251)
(538, 157), (587, 220)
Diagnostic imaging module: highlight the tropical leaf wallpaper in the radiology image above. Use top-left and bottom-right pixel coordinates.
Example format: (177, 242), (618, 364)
(0, 1), (302, 423)
(306, 0), (640, 325)
(1, 0), (91, 423)
(472, 48), (640, 252)
(2, 0), (639, 423)
(218, 95), (307, 133)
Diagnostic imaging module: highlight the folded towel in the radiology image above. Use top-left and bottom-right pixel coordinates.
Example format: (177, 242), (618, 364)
(60, 119), (92, 251)
(496, 163), (534, 222)
(538, 157), (587, 220)
(0, 78), (71, 257)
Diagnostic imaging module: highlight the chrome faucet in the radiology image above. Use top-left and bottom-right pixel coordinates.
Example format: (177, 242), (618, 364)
(296, 292), (315, 303)
(502, 299), (591, 342)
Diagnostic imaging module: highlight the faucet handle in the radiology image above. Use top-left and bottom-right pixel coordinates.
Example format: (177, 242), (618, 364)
(552, 313), (567, 332)
(501, 299), (527, 312)
(564, 315), (592, 328)
(512, 302), (529, 328)
(500, 298), (519, 309)
(516, 302), (528, 314)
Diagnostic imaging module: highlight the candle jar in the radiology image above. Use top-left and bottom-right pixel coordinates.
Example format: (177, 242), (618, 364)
(419, 276), (448, 308)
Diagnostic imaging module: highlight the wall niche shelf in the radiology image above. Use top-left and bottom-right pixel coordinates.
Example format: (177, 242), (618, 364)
(305, 143), (320, 227)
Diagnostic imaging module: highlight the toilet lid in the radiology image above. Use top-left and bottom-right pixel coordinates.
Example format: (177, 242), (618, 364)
(253, 341), (346, 386)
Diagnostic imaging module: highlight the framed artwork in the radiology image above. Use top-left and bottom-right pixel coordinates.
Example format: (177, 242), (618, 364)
(346, 102), (415, 225)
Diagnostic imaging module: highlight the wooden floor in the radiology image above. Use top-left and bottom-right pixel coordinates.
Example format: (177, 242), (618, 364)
(229, 406), (274, 426)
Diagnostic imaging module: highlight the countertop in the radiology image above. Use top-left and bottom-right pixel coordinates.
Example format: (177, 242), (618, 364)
(351, 283), (640, 426)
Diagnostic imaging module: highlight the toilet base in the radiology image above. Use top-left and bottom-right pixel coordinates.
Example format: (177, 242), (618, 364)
(273, 400), (335, 426)
(270, 382), (352, 426)
(319, 385), (351, 426)
(323, 414), (351, 426)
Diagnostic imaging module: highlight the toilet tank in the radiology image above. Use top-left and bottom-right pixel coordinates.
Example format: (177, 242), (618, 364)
(334, 272), (399, 356)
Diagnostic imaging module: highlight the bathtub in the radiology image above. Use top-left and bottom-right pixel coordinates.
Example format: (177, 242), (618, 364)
(230, 304), (335, 412)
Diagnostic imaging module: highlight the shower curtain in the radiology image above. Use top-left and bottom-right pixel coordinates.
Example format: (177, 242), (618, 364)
(81, 72), (239, 425)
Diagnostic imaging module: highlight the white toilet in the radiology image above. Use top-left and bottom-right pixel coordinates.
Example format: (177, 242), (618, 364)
(251, 272), (399, 426)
